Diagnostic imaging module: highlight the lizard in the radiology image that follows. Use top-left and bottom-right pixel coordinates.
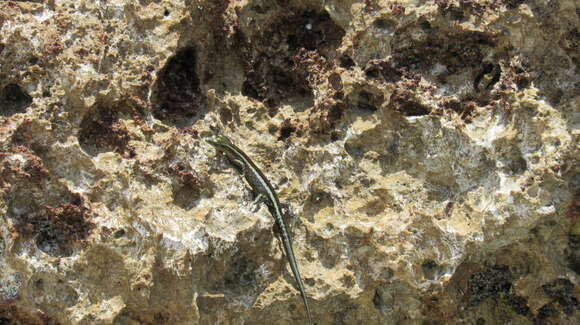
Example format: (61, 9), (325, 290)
(207, 135), (313, 325)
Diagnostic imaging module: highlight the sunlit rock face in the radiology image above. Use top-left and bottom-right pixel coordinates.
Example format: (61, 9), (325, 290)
(0, 0), (578, 324)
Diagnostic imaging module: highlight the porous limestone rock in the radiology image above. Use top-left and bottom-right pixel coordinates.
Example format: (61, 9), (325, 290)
(0, 0), (578, 324)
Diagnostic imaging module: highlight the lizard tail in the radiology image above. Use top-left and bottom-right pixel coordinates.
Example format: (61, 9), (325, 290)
(280, 229), (313, 325)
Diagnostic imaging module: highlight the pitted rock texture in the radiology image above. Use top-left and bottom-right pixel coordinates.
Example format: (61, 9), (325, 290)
(0, 0), (578, 324)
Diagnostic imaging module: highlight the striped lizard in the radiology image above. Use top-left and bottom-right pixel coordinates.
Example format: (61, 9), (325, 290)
(207, 135), (313, 325)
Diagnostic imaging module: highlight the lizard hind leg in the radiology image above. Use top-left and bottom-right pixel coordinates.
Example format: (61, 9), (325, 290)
(251, 194), (265, 212)
(227, 158), (246, 174)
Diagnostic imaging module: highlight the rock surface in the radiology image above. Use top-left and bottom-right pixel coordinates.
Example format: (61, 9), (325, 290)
(0, 0), (578, 324)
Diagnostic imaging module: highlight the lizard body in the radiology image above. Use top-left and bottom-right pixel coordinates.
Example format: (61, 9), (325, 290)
(207, 135), (313, 325)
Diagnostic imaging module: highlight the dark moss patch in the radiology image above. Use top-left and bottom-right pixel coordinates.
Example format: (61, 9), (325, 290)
(78, 101), (141, 157)
(237, 10), (344, 109)
(0, 145), (49, 193)
(9, 145), (49, 182)
(153, 47), (202, 125)
(440, 97), (480, 122)
(542, 278), (574, 298)
(465, 265), (512, 307)
(278, 119), (297, 141)
(12, 195), (94, 257)
(542, 278), (579, 315)
(536, 301), (558, 323)
(505, 294), (530, 316)
(0, 84), (32, 117)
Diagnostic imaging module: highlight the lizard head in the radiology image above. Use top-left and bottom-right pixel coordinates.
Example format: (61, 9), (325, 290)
(206, 135), (233, 148)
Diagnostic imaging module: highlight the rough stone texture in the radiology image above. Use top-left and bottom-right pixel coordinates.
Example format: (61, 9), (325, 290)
(0, 0), (578, 324)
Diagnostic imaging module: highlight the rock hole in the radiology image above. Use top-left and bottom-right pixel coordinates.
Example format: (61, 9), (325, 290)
(328, 72), (342, 91)
(421, 260), (443, 280)
(153, 46), (202, 126)
(270, 67), (295, 92)
(224, 254), (258, 294)
(241, 80), (261, 100)
(392, 25), (494, 76)
(0, 84), (32, 117)
(373, 288), (384, 309)
(364, 59), (402, 83)
(419, 19), (433, 32)
(113, 229), (126, 238)
(353, 90), (381, 112)
(474, 62), (501, 91)
(339, 55), (355, 69)
(303, 191), (334, 222)
(373, 18), (395, 32)
(328, 102), (345, 123)
(284, 11), (344, 57)
(344, 139), (364, 159)
(170, 166), (203, 210)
